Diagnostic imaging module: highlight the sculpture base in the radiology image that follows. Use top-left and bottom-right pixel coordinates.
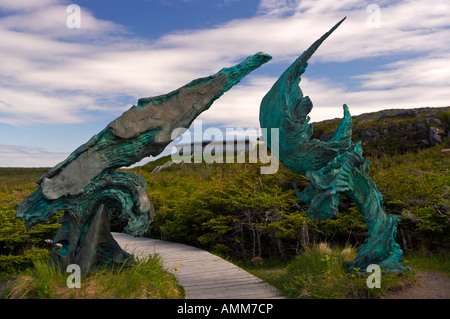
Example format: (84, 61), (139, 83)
(50, 205), (133, 278)
(344, 214), (410, 273)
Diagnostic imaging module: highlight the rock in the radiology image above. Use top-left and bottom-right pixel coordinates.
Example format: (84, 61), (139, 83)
(360, 127), (380, 139)
(429, 127), (443, 146)
(377, 109), (415, 120)
(415, 121), (427, 131)
(428, 118), (442, 125)
(312, 106), (449, 155)
(152, 160), (177, 173)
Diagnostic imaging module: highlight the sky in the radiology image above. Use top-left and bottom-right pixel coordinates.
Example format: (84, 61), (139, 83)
(0, 0), (449, 167)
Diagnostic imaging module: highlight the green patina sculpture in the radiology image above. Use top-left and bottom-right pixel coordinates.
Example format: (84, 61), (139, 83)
(16, 52), (271, 277)
(16, 19), (408, 277)
(259, 18), (409, 273)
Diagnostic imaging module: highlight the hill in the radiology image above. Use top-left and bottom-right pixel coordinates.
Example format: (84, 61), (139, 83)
(312, 106), (449, 155)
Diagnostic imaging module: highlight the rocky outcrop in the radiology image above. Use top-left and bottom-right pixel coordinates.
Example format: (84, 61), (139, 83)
(151, 160), (178, 173)
(313, 106), (449, 155)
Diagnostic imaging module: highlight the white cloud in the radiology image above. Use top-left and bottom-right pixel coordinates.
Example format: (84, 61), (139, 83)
(0, 0), (60, 12)
(257, 0), (300, 16)
(0, 1), (124, 37)
(0, 86), (95, 126)
(0, 145), (68, 167)
(1, 0), (450, 166)
(354, 54), (450, 89)
(196, 76), (275, 128)
(2, 0), (449, 122)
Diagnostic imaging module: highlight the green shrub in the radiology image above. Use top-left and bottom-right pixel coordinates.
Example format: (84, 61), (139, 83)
(0, 168), (60, 274)
(130, 142), (450, 259)
(370, 142), (450, 250)
(0, 249), (50, 274)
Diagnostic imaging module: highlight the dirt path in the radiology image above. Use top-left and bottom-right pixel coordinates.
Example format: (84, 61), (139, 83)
(382, 271), (450, 299)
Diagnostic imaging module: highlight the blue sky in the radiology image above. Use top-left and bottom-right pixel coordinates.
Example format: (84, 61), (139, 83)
(0, 0), (449, 167)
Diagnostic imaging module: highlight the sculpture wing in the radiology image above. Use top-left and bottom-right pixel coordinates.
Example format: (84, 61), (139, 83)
(259, 17), (350, 176)
(17, 52), (271, 229)
(38, 53), (271, 201)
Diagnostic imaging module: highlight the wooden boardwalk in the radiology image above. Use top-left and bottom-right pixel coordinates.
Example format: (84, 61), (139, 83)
(112, 232), (285, 299)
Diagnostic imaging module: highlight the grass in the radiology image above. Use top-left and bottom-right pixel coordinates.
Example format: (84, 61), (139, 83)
(2, 255), (184, 299)
(242, 242), (419, 299)
(404, 250), (450, 275)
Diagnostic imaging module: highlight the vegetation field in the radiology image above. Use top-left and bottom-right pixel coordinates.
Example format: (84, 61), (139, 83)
(0, 138), (448, 298)
(133, 142), (450, 260)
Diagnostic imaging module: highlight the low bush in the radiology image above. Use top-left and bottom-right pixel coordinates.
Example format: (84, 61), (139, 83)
(133, 142), (449, 260)
(0, 168), (61, 274)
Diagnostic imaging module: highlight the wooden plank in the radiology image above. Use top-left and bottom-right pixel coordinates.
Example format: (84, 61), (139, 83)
(112, 232), (285, 299)
(184, 275), (262, 284)
(184, 281), (275, 292)
(180, 277), (265, 290)
(174, 264), (245, 275)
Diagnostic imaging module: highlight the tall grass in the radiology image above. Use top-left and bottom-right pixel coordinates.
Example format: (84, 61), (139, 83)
(405, 251), (450, 275)
(2, 256), (184, 299)
(246, 243), (416, 299)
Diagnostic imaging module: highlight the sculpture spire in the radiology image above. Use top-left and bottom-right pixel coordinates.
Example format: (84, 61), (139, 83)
(260, 17), (351, 176)
(259, 18), (409, 273)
